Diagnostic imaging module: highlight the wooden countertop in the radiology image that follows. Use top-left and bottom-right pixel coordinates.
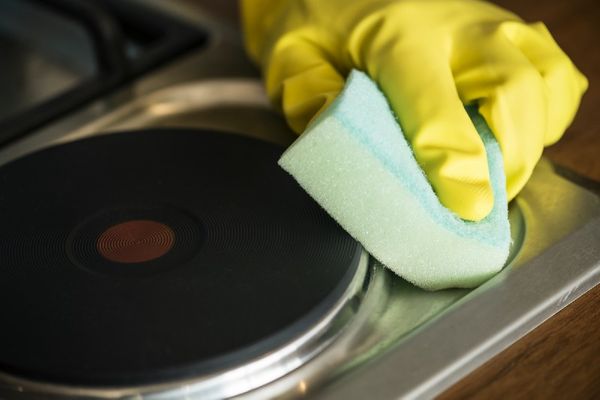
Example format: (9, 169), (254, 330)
(191, 0), (600, 397)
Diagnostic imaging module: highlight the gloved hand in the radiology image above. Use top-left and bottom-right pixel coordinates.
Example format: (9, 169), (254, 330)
(241, 0), (588, 221)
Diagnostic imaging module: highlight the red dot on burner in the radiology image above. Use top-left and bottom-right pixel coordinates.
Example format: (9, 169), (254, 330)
(97, 220), (175, 264)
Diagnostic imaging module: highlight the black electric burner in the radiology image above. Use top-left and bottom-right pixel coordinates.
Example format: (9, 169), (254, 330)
(0, 129), (362, 386)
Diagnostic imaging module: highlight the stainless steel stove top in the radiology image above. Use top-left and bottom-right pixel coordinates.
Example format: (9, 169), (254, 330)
(0, 1), (599, 399)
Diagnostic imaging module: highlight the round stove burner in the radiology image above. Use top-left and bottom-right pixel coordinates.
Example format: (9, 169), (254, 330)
(0, 129), (363, 388)
(67, 205), (204, 277)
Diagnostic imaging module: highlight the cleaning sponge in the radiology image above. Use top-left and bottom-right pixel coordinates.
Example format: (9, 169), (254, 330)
(278, 70), (510, 290)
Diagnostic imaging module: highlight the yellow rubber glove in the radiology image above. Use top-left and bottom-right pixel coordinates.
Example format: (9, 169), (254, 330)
(241, 0), (588, 221)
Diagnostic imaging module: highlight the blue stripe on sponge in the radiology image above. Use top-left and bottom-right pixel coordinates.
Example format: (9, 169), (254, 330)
(278, 70), (510, 290)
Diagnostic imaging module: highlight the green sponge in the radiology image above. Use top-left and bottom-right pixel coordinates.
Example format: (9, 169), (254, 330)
(278, 70), (510, 290)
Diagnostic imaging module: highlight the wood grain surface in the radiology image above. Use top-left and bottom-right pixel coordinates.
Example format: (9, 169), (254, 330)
(189, 0), (600, 398)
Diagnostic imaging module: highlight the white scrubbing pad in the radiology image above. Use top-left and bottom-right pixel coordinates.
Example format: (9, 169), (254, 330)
(278, 70), (510, 290)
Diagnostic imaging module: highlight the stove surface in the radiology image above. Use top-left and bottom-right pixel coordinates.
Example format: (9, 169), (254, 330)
(0, 1), (599, 399)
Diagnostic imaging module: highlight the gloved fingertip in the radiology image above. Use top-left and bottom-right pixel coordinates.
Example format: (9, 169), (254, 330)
(578, 71), (589, 94)
(439, 181), (495, 222)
